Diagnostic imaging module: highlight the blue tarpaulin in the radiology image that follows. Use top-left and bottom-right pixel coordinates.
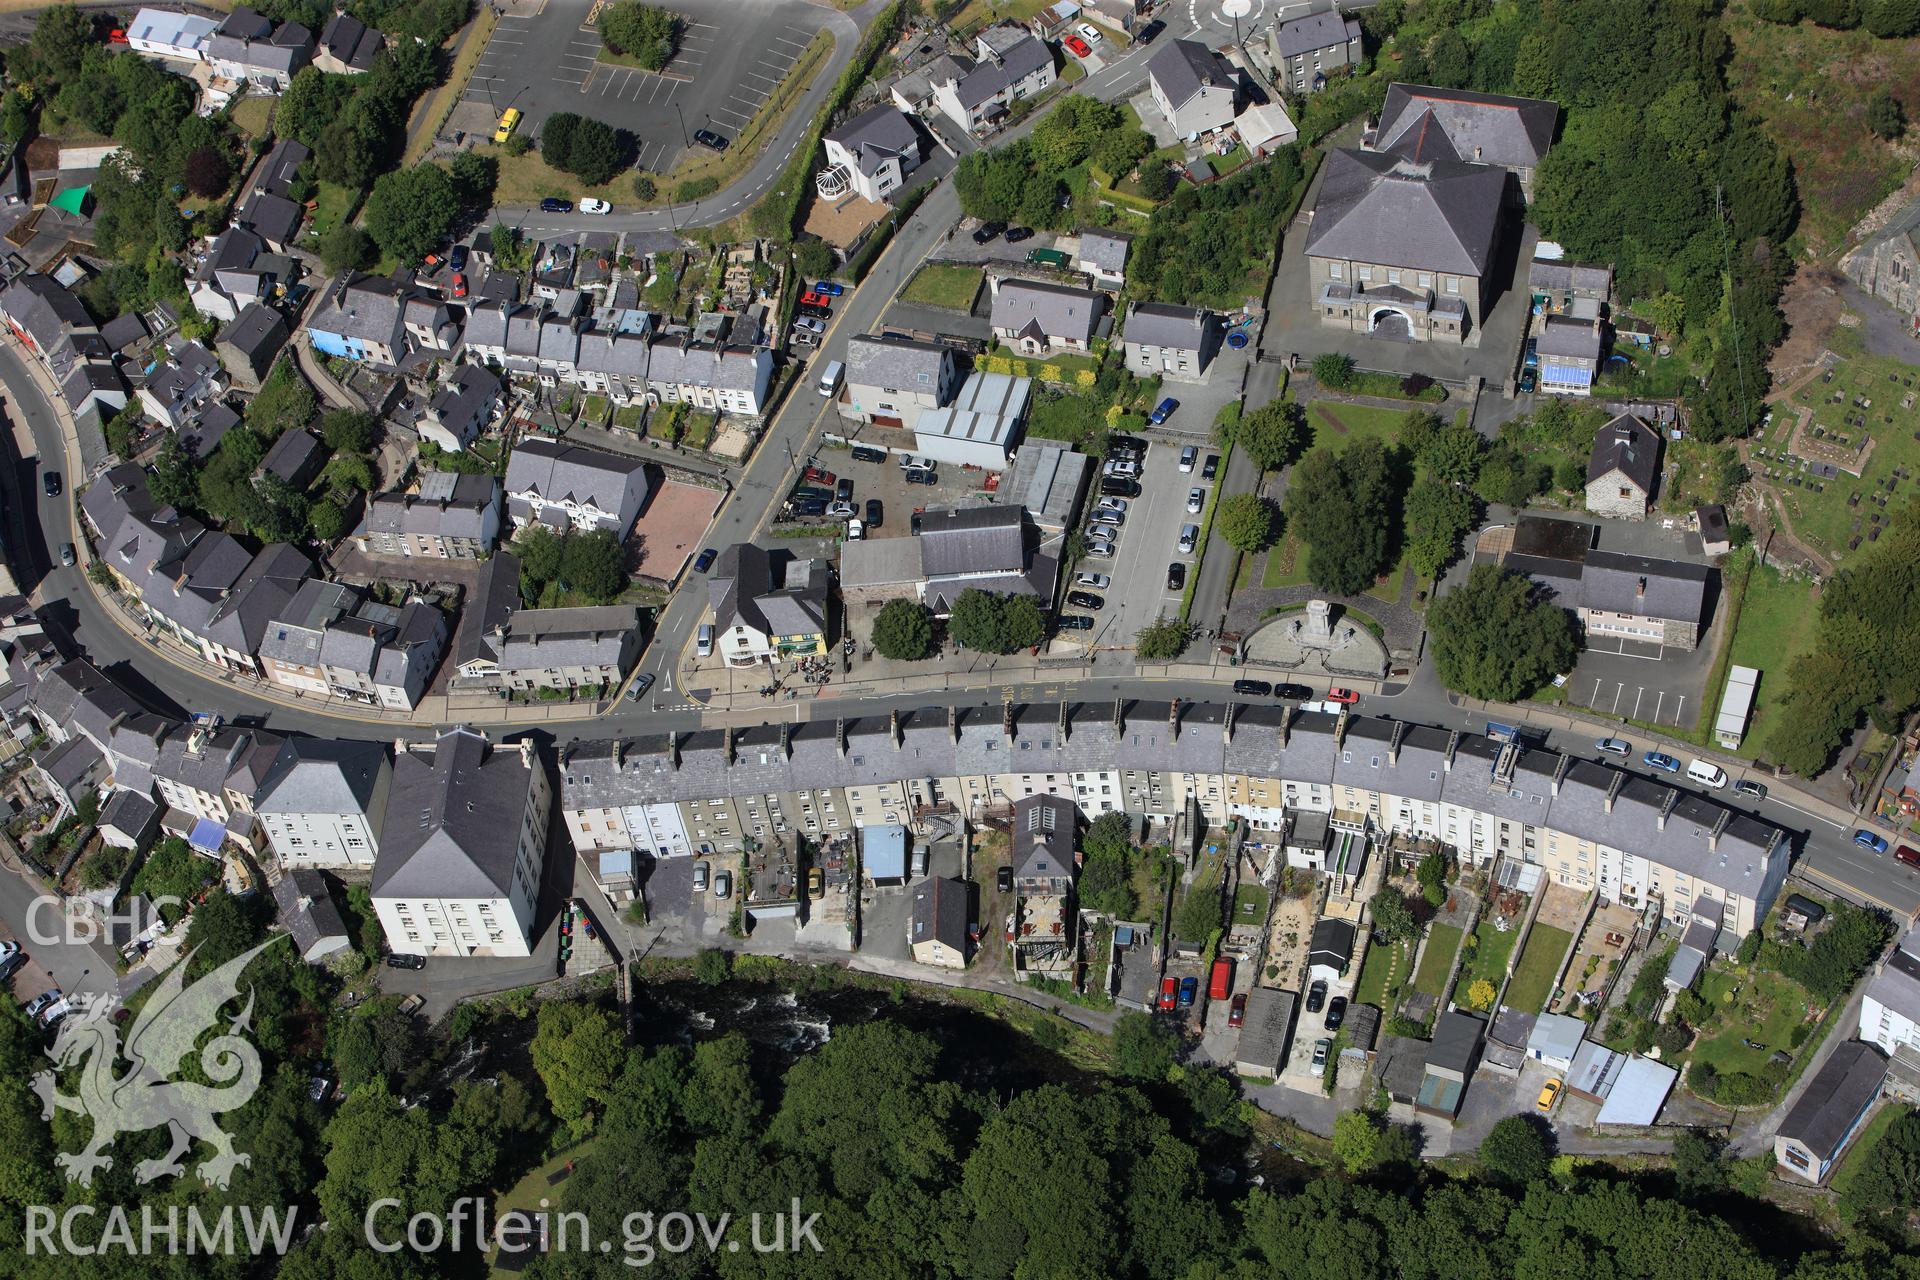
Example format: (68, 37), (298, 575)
(188, 817), (227, 853)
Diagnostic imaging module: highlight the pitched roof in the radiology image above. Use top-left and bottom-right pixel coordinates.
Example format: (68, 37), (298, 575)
(845, 335), (952, 391)
(990, 278), (1103, 344)
(494, 605), (640, 671)
(917, 504), (1026, 577)
(504, 439), (645, 511)
(221, 302), (289, 359)
(1536, 314), (1600, 361)
(1077, 229), (1131, 273)
(372, 729), (537, 898)
(237, 192), (301, 246)
(1146, 38), (1238, 111)
(707, 545), (827, 637)
(1010, 793), (1075, 881)
(259, 427), (327, 486)
(307, 274), (405, 345)
(1375, 83), (1558, 171)
(910, 875), (970, 950)
(1778, 1041), (1887, 1161)
(825, 104), (920, 176)
(1125, 301), (1208, 350)
(319, 12), (383, 69)
(255, 137), (311, 200)
(1867, 926), (1920, 1027)
(256, 737), (387, 817)
(1273, 10), (1360, 57)
(1305, 148), (1506, 276)
(272, 868), (350, 956)
(456, 552), (520, 667)
(951, 33), (1051, 108)
(1575, 550), (1710, 624)
(1588, 413), (1659, 491)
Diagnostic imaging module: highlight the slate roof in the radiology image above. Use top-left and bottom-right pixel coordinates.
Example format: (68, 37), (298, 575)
(1374, 83), (1558, 171)
(101, 311), (150, 352)
(319, 12), (383, 70)
(306, 274), (404, 344)
(494, 605), (640, 671)
(257, 737), (387, 818)
(910, 875), (970, 951)
(1309, 917), (1355, 969)
(845, 335), (952, 391)
(99, 788), (158, 840)
(1146, 38), (1238, 111)
(361, 473), (500, 541)
(255, 138), (311, 200)
(456, 552), (520, 667)
(1576, 550), (1710, 625)
(1011, 793), (1076, 882)
(504, 439), (645, 513)
(1305, 148), (1506, 276)
(1428, 1009), (1485, 1072)
(1273, 10), (1360, 57)
(825, 104), (920, 176)
(1529, 258), (1612, 294)
(272, 869), (349, 957)
(1588, 413), (1660, 491)
(372, 729), (538, 899)
(1125, 301), (1208, 350)
(990, 278), (1103, 344)
(1536, 314), (1600, 360)
(1237, 987), (1295, 1069)
(38, 734), (104, 795)
(1865, 925), (1920, 1026)
(1778, 1041), (1887, 1162)
(951, 33), (1051, 108)
(1078, 229), (1131, 274)
(259, 428), (326, 487)
(918, 504), (1027, 579)
(222, 302), (289, 362)
(709, 545), (828, 638)
(237, 192), (301, 247)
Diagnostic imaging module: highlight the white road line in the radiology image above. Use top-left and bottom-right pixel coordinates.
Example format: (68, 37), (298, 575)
(648, 77), (670, 104)
(714, 109), (750, 124)
(555, 77), (582, 86)
(488, 35), (523, 43)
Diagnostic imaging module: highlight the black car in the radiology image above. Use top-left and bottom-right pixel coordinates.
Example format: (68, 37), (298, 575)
(971, 220), (1007, 244)
(1325, 996), (1348, 1030)
(1202, 454), (1220, 480)
(835, 477), (854, 501)
(1232, 678), (1273, 697)
(449, 243), (470, 273)
(1136, 17), (1165, 41)
(792, 498), (829, 516)
(1099, 477), (1141, 498)
(42, 471), (60, 497)
(851, 445), (887, 463)
(911, 511), (924, 535)
(1067, 590), (1104, 610)
(692, 547), (718, 573)
(385, 952), (426, 971)
(1057, 615), (1094, 630)
(1004, 225), (1035, 243)
(694, 128), (730, 151)
(905, 468), (936, 485)
(864, 498), (883, 526)
(1276, 682), (1313, 700)
(1733, 778), (1768, 800)
(540, 197), (573, 213)
(997, 865), (1013, 892)
(796, 302), (833, 320)
(1166, 562), (1186, 591)
(1306, 979), (1328, 1013)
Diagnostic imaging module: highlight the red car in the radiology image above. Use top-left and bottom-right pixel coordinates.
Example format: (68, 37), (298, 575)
(1157, 977), (1178, 1012)
(108, 27), (128, 43)
(804, 465), (836, 486)
(450, 271), (468, 299)
(800, 290), (833, 308)
(1228, 993), (1247, 1027)
(1327, 687), (1360, 705)
(1064, 34), (1091, 57)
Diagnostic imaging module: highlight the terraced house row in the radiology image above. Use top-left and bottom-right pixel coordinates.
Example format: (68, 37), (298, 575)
(558, 701), (1792, 937)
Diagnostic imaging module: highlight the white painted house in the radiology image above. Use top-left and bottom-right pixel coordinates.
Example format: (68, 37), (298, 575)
(254, 738), (391, 870)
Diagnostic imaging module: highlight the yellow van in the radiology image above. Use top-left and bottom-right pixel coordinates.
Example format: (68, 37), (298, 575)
(493, 107), (522, 144)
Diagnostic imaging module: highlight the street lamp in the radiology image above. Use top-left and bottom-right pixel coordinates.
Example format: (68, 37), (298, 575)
(673, 102), (691, 149)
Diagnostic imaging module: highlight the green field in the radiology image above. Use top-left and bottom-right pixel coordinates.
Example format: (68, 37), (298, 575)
(1412, 922), (1464, 997)
(1775, 354), (1920, 565)
(900, 263), (983, 311)
(1690, 968), (1813, 1079)
(1305, 401), (1413, 454)
(1719, 560), (1822, 761)
(1505, 924), (1573, 1013)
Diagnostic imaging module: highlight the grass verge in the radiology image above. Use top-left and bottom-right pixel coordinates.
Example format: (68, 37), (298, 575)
(405, 6), (499, 168)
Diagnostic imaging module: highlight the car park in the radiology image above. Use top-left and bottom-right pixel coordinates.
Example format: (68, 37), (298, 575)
(1733, 778), (1768, 800)
(693, 861), (710, 891)
(1855, 830), (1891, 854)
(1158, 977), (1178, 1011)
(865, 498), (883, 526)
(1228, 993), (1246, 1026)
(1203, 454), (1220, 480)
(1179, 445), (1197, 472)
(851, 445), (887, 463)
(540, 197), (573, 213)
(1686, 759), (1727, 789)
(1177, 976), (1198, 1009)
(972, 221), (1007, 243)
(1233, 679), (1272, 697)
(1166, 562), (1185, 590)
(1151, 398), (1179, 425)
(813, 281), (844, 297)
(694, 128), (730, 150)
(1187, 487), (1205, 514)
(1076, 572), (1110, 589)
(1537, 1078), (1562, 1112)
(1306, 980), (1327, 1013)
(1004, 225), (1035, 243)
(1067, 591), (1104, 610)
(1058, 615), (1094, 631)
(1327, 687), (1360, 704)
(1064, 33), (1091, 56)
(1596, 737), (1631, 757)
(1325, 996), (1347, 1030)
(1643, 751), (1680, 773)
(580, 198), (611, 214)
(1178, 523), (1199, 553)
(693, 547), (718, 573)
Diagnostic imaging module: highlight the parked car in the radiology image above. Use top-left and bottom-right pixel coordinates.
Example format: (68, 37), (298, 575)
(1004, 225), (1035, 243)
(1306, 980), (1327, 1013)
(795, 301), (832, 320)
(714, 870), (733, 898)
(449, 243), (469, 272)
(1524, 336), (1539, 367)
(694, 128), (730, 150)
(693, 861), (710, 891)
(1067, 590), (1105, 609)
(1311, 1038), (1331, 1070)
(835, 477), (854, 501)
(1089, 509), (1123, 527)
(1642, 751), (1681, 773)
(450, 271), (468, 298)
(1087, 537), (1116, 558)
(1537, 1078), (1562, 1112)
(791, 498), (829, 516)
(1276, 683), (1313, 700)
(1179, 445), (1198, 472)
(1202, 454), (1220, 480)
(865, 498), (883, 526)
(1325, 996), (1347, 1030)
(43, 472), (60, 497)
(579, 198), (611, 214)
(1099, 477), (1140, 498)
(1097, 497), (1129, 514)
(1166, 562), (1185, 591)
(59, 543), (75, 567)
(801, 289), (833, 307)
(540, 197), (573, 213)
(1151, 397), (1179, 425)
(803, 464), (835, 485)
(807, 867), (825, 900)
(1063, 33), (1091, 56)
(1136, 17), (1165, 41)
(845, 518), (864, 540)
(850, 445), (887, 463)
(693, 547), (718, 573)
(1187, 487), (1205, 514)
(997, 865), (1014, 891)
(1057, 615), (1094, 631)
(794, 315), (825, 334)
(1228, 993), (1247, 1026)
(1076, 572), (1110, 589)
(1076, 21), (1102, 42)
(493, 106), (521, 143)
(1733, 778), (1768, 800)
(1595, 737), (1631, 757)
(827, 500), (855, 518)
(1103, 458), (1140, 477)
(1233, 679), (1272, 697)
(1178, 523), (1199, 553)
(905, 467), (936, 485)
(1158, 977), (1178, 1011)
(897, 453), (934, 471)
(1686, 759), (1728, 789)
(1327, 687), (1360, 704)
(972, 220), (1007, 243)
(1898, 845), (1920, 868)
(627, 672), (655, 701)
(1855, 829), (1891, 854)
(385, 953), (426, 970)
(789, 331), (817, 348)
(1176, 976), (1198, 1009)
(813, 281), (844, 297)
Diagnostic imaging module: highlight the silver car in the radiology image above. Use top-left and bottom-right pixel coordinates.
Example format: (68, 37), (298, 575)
(1076, 571), (1110, 588)
(1178, 523), (1199, 554)
(1186, 488), (1205, 514)
(693, 860), (710, 891)
(1087, 538), (1116, 558)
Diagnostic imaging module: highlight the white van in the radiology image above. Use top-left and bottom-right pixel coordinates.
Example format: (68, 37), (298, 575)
(696, 624), (715, 657)
(1686, 759), (1727, 789)
(817, 360), (844, 396)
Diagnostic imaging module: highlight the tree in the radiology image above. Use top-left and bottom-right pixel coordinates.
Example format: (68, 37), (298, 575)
(1138, 161), (1176, 200)
(182, 145), (231, 198)
(317, 223), (374, 274)
(1465, 978), (1497, 1010)
(1866, 0), (1920, 36)
(1368, 889), (1419, 944)
(949, 589), (1041, 653)
(632, 172), (657, 201)
(559, 528), (627, 601)
(871, 598), (933, 660)
(1736, 928), (1762, 964)
(693, 948), (730, 986)
(1868, 89), (1906, 139)
(1112, 1011), (1177, 1080)
(1671, 1128), (1730, 1198)
(1404, 478), (1479, 580)
(321, 408), (376, 453)
(549, 114), (625, 187)
(17, 4), (91, 88)
(1216, 493), (1279, 553)
(599, 1), (680, 68)
(364, 164), (461, 266)
(249, 360), (319, 441)
(1286, 438), (1402, 595)
(1480, 1115), (1553, 1186)
(448, 149), (498, 211)
(1428, 564), (1579, 701)
(184, 890), (267, 976)
(1839, 1107), (1920, 1225)
(309, 499), (347, 541)
(1135, 613), (1190, 660)
(793, 236), (834, 279)
(1419, 425), (1488, 486)
(531, 1002), (624, 1132)
(1312, 352), (1355, 389)
(1236, 401), (1311, 471)
(1333, 1111), (1387, 1173)
(1417, 851), (1448, 908)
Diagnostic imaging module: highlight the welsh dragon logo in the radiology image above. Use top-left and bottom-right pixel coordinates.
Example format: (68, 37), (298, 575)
(31, 937), (282, 1189)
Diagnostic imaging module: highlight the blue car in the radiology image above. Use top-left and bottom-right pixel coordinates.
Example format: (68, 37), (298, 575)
(1150, 397), (1180, 425)
(692, 547), (718, 573)
(540, 197), (573, 213)
(1643, 751), (1680, 773)
(1176, 976), (1198, 1009)
(1854, 830), (1890, 854)
(813, 281), (844, 297)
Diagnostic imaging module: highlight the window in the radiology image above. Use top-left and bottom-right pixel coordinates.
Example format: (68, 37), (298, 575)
(1328, 262), (1343, 280)
(1445, 276), (1460, 294)
(1419, 272), (1433, 289)
(1387, 269), (1401, 285)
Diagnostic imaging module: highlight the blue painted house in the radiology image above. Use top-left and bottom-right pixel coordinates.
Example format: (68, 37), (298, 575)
(305, 274), (406, 365)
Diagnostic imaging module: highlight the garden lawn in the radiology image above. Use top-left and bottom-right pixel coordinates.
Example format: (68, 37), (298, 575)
(302, 182), (361, 243)
(1505, 924), (1573, 1013)
(1458, 919), (1520, 999)
(900, 264), (983, 310)
(230, 97), (274, 142)
(492, 1137), (598, 1259)
(1690, 968), (1813, 1080)
(1721, 561), (1821, 761)
(1260, 531), (1312, 588)
(1232, 883), (1270, 929)
(1354, 937), (1411, 1007)
(1412, 922), (1463, 997)
(1305, 401), (1412, 454)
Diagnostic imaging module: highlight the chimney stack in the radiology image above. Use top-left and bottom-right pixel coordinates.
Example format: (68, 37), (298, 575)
(1168, 698), (1182, 741)
(1058, 701), (1069, 744)
(890, 708), (901, 750)
(612, 740), (624, 772)
(1113, 698), (1125, 738)
(780, 722), (792, 759)
(1443, 729), (1460, 771)
(1604, 769), (1625, 813)
(1551, 752), (1570, 796)
(723, 726), (736, 766)
(669, 732), (681, 770)
(1334, 707), (1349, 750)
(1002, 699), (1015, 744)
(1223, 700), (1235, 745)
(836, 718), (848, 758)
(1657, 787), (1678, 830)
(1388, 720), (1405, 766)
(949, 703), (960, 744)
(1278, 703), (1291, 747)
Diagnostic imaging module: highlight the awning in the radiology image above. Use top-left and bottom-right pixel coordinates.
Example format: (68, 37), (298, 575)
(49, 186), (89, 216)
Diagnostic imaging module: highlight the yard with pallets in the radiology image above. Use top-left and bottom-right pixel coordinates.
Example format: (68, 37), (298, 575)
(1771, 353), (1920, 565)
(1504, 923), (1573, 1014)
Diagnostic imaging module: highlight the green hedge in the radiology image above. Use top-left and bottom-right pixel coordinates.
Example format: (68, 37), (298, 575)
(846, 182), (930, 282)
